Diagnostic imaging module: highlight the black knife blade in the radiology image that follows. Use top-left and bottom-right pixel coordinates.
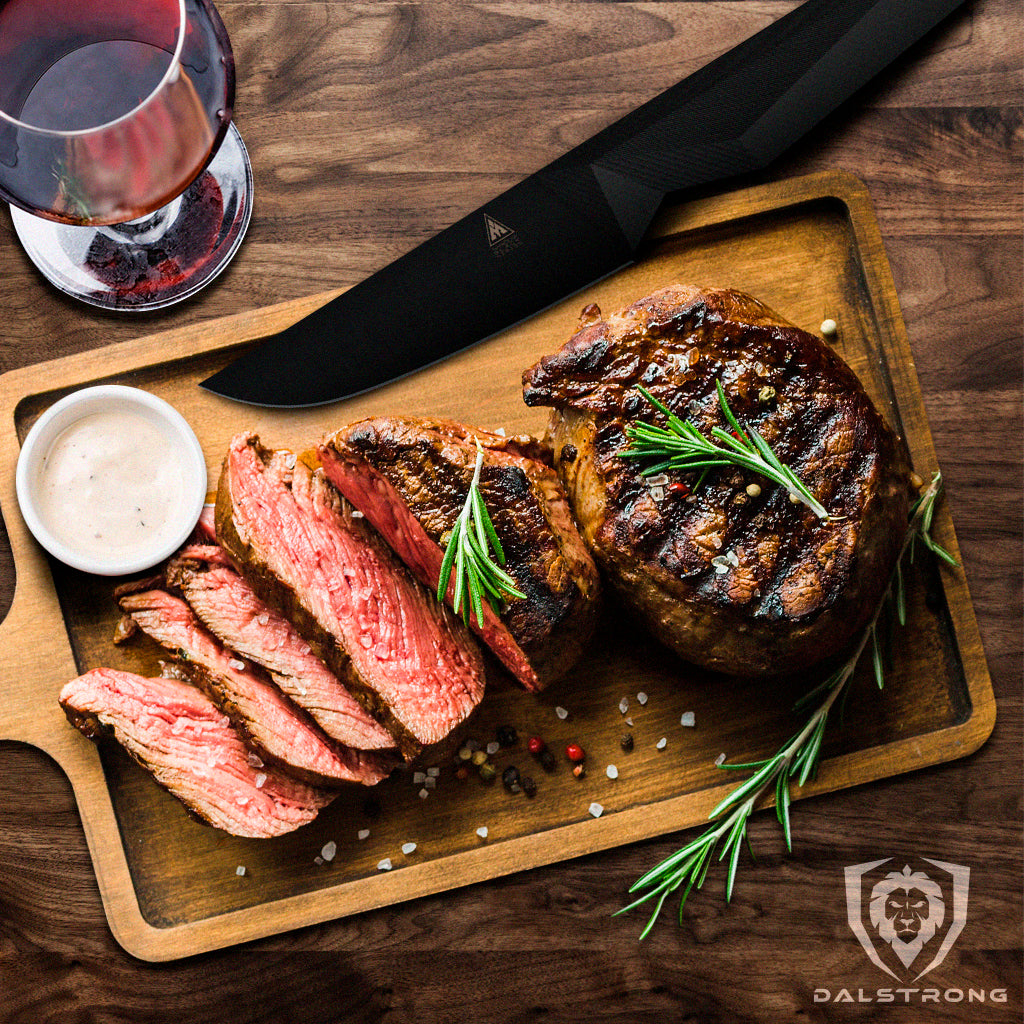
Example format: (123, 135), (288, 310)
(202, 0), (967, 407)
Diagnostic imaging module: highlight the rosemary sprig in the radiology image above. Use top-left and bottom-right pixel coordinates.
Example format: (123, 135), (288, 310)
(621, 381), (829, 519)
(616, 473), (955, 939)
(437, 440), (526, 627)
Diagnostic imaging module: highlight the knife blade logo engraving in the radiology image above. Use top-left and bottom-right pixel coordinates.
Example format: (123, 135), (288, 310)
(484, 213), (522, 257)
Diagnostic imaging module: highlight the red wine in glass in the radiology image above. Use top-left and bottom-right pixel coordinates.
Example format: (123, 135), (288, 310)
(0, 0), (252, 309)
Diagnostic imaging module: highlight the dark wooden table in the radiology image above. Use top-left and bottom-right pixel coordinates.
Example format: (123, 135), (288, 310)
(0, 2), (1019, 1020)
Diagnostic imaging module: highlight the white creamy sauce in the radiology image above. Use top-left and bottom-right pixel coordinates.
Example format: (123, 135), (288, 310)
(35, 409), (188, 560)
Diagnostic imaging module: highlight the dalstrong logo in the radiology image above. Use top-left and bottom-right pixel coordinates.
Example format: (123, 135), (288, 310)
(845, 857), (970, 982)
(483, 213), (522, 257)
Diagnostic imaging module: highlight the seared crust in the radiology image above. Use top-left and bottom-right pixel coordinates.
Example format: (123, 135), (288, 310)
(325, 416), (602, 686)
(523, 284), (911, 676)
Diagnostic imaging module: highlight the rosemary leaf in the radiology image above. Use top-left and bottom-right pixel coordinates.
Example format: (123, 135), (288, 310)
(622, 382), (829, 519)
(437, 442), (525, 626)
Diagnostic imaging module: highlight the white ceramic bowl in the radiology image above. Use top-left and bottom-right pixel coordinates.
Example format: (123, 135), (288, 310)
(15, 385), (207, 576)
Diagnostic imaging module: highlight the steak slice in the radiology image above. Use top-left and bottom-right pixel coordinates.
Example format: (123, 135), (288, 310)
(216, 433), (486, 760)
(59, 668), (333, 838)
(118, 587), (393, 786)
(523, 284), (911, 676)
(318, 416), (602, 689)
(166, 546), (397, 753)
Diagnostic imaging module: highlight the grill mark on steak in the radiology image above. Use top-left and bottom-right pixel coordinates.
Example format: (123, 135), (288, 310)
(59, 668), (333, 837)
(166, 547), (397, 754)
(118, 588), (391, 786)
(216, 433), (486, 760)
(523, 284), (911, 676)
(319, 416), (601, 689)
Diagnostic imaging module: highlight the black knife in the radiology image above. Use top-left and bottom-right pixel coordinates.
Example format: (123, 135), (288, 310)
(202, 0), (967, 407)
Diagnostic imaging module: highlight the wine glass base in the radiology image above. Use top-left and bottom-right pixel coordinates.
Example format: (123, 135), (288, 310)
(10, 122), (253, 312)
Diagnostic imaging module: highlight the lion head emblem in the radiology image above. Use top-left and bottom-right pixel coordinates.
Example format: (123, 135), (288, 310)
(867, 865), (945, 969)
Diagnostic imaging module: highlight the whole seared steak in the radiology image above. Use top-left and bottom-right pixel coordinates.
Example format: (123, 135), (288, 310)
(523, 284), (911, 676)
(318, 417), (601, 689)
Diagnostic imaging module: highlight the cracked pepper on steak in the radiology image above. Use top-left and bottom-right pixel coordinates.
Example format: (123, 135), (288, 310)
(522, 284), (911, 676)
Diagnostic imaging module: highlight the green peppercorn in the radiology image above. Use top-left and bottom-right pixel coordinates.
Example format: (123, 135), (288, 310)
(478, 762), (497, 784)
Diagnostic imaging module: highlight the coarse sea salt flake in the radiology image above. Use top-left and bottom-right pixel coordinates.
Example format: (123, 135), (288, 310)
(606, 765), (619, 780)
(418, 788), (429, 800)
(589, 802), (604, 818)
(486, 741), (500, 755)
(476, 826), (489, 839)
(228, 658), (246, 672)
(321, 841), (337, 862)
(636, 692), (648, 705)
(714, 752), (727, 766)
(413, 771), (426, 784)
(555, 706), (568, 720)
(424, 777), (436, 789)
(625, 717), (634, 727)
(618, 697), (629, 714)
(402, 842), (417, 855)
(427, 767), (440, 778)
(235, 865), (246, 877)
(234, 796), (250, 808)
(656, 737), (667, 750)
(680, 712), (695, 728)
(377, 858), (392, 871)
(357, 829), (370, 841)
(257, 613), (269, 626)
(350, 509), (364, 518)
(255, 772), (267, 788)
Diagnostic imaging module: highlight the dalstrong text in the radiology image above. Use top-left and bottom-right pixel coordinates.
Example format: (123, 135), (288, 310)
(813, 988), (1007, 1004)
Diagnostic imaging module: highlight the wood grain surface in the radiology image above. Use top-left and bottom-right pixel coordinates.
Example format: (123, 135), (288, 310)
(0, 1), (1019, 1020)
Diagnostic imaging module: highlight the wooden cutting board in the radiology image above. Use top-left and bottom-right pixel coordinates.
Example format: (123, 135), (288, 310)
(0, 171), (994, 961)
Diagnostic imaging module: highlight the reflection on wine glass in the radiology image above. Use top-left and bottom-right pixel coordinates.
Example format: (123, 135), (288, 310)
(0, 0), (252, 310)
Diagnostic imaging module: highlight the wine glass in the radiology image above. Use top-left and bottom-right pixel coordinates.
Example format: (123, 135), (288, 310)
(0, 0), (252, 310)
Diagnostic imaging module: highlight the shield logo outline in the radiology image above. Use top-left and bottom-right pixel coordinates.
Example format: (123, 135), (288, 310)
(844, 857), (970, 982)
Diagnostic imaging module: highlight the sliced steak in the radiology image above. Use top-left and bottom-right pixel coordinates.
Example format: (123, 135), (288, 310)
(166, 546), (397, 753)
(523, 284), (911, 676)
(118, 587), (393, 786)
(59, 668), (333, 838)
(216, 433), (486, 760)
(319, 417), (601, 689)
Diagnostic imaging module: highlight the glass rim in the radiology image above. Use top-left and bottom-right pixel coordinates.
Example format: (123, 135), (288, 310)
(0, 0), (188, 137)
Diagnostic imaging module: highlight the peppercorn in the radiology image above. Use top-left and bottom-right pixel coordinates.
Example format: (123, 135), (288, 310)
(455, 765), (470, 781)
(539, 748), (556, 773)
(572, 763), (585, 779)
(527, 736), (545, 756)
(620, 732), (634, 752)
(478, 762), (497, 784)
(668, 481), (689, 497)
(565, 742), (585, 763)
(496, 724), (518, 747)
(457, 746), (473, 762)
(521, 775), (537, 798)
(471, 749), (488, 766)
(502, 766), (521, 793)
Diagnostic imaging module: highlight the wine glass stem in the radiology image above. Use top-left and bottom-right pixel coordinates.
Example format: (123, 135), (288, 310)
(97, 195), (184, 245)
